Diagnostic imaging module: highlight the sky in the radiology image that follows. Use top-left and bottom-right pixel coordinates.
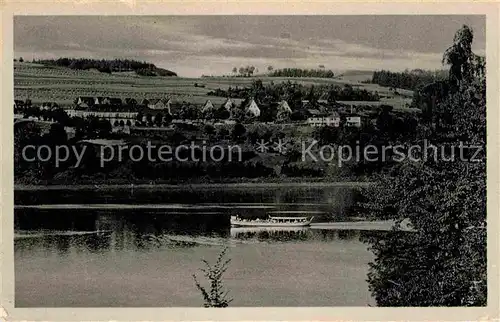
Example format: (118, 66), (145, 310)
(14, 15), (486, 78)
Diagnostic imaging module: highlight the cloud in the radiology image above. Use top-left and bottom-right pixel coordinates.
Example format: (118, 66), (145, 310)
(14, 15), (485, 77)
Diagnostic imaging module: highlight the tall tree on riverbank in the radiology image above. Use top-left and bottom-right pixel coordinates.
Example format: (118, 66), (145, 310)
(359, 25), (486, 306)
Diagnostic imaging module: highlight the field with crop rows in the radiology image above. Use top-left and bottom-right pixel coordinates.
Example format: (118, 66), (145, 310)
(14, 62), (413, 110)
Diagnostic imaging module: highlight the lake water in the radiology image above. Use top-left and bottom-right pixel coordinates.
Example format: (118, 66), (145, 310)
(14, 185), (378, 307)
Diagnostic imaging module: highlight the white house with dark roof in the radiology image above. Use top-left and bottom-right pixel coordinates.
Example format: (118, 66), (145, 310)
(276, 100), (292, 122)
(245, 99), (261, 117)
(307, 111), (341, 127)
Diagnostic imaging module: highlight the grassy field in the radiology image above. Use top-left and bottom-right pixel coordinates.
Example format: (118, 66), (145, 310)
(335, 70), (374, 82)
(14, 62), (413, 110)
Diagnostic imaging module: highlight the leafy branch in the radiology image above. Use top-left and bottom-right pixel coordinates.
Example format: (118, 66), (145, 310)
(192, 247), (233, 308)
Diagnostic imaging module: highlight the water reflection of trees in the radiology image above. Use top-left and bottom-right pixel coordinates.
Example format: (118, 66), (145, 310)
(49, 234), (112, 253)
(229, 228), (366, 242)
(15, 209), (99, 231)
(14, 232), (113, 255)
(15, 185), (356, 212)
(82, 234), (112, 252)
(230, 228), (311, 242)
(15, 188), (312, 205)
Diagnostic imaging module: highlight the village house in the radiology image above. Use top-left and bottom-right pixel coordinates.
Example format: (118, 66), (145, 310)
(75, 96), (95, 108)
(94, 97), (107, 106)
(346, 115), (362, 127)
(245, 98), (261, 117)
(306, 110), (341, 127)
(201, 99), (215, 113)
(276, 100), (292, 122)
(14, 99), (25, 109)
(40, 102), (59, 110)
(66, 108), (138, 128)
(148, 98), (170, 111)
(168, 98), (185, 116)
(342, 105), (362, 127)
(124, 98), (138, 107)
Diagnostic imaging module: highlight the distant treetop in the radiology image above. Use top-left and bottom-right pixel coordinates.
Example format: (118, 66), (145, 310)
(269, 68), (334, 78)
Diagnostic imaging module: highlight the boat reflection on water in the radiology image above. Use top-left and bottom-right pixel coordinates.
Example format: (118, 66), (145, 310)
(230, 226), (311, 241)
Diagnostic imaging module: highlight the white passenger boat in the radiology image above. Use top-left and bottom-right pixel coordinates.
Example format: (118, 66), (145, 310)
(230, 215), (314, 227)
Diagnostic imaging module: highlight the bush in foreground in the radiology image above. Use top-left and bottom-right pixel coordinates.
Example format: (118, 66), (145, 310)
(193, 247), (233, 308)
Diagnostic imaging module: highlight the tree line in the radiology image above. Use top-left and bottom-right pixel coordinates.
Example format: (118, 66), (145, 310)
(371, 69), (447, 91)
(356, 25), (486, 306)
(33, 58), (177, 76)
(269, 68), (335, 78)
(208, 81), (379, 104)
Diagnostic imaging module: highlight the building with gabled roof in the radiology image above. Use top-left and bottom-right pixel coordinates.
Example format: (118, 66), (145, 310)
(148, 98), (169, 110)
(40, 102), (59, 110)
(245, 98), (261, 117)
(277, 100), (292, 113)
(124, 98), (138, 106)
(201, 99), (215, 113)
(307, 111), (341, 127)
(75, 96), (95, 109)
(94, 97), (105, 106)
(276, 100), (292, 122)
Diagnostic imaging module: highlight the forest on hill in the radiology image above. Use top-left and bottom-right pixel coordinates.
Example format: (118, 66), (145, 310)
(370, 69), (448, 91)
(33, 58), (177, 76)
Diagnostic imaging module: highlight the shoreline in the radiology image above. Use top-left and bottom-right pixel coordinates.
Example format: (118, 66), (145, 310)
(312, 220), (413, 232)
(14, 220), (413, 237)
(15, 181), (374, 191)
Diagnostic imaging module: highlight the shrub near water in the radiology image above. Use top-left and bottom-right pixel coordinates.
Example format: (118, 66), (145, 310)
(192, 247), (233, 308)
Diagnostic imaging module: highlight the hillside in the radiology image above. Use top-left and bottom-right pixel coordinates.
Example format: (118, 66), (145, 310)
(335, 70), (374, 83)
(13, 62), (413, 110)
(33, 58), (177, 77)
